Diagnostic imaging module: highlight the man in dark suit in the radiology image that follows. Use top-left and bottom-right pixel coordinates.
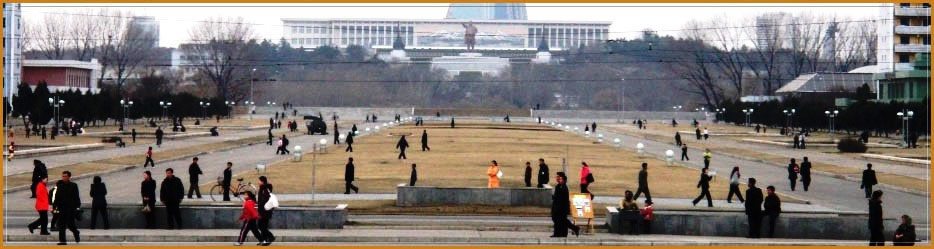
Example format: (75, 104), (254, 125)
(537, 158), (550, 188)
(524, 162), (533, 187)
(160, 168), (185, 229)
(421, 130), (430, 151)
(344, 157), (359, 194)
(692, 168), (713, 207)
(345, 131), (354, 152)
(55, 171), (81, 245)
(31, 160), (48, 198)
(744, 178), (764, 238)
(409, 164), (417, 186)
(222, 162), (233, 201)
(634, 162), (651, 202)
(861, 164), (878, 199)
(764, 185), (782, 238)
(551, 172), (579, 237)
(800, 157), (812, 191)
(187, 157), (203, 199)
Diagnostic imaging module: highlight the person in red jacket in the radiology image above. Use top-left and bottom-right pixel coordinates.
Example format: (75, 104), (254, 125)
(234, 191), (265, 246)
(579, 162), (593, 198)
(28, 176), (51, 235)
(640, 200), (654, 234)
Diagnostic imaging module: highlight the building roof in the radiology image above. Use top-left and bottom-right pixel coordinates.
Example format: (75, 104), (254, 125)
(848, 65), (878, 73)
(281, 18), (612, 25)
(23, 59), (101, 71)
(775, 72), (875, 94)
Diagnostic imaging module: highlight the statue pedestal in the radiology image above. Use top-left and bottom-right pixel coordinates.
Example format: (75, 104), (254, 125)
(458, 52), (483, 57)
(432, 52), (509, 77)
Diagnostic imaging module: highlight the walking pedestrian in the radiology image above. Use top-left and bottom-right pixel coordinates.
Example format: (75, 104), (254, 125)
(42, 126), (47, 140)
(450, 118), (455, 128)
(131, 129), (137, 143)
(345, 131), (354, 152)
(344, 157), (359, 194)
(55, 171), (81, 245)
(727, 166), (745, 203)
(155, 127), (164, 147)
(550, 172), (580, 237)
(637, 119), (643, 130)
(745, 178), (763, 238)
(894, 215), (916, 246)
(257, 177), (275, 246)
(591, 122), (597, 133)
(695, 127), (701, 140)
(799, 133), (806, 149)
(861, 164), (878, 199)
(49, 180), (61, 231)
(223, 162), (233, 201)
(351, 124), (358, 136)
(692, 168), (713, 207)
(409, 164), (417, 186)
(234, 191), (264, 246)
(800, 157), (812, 191)
(333, 121), (340, 144)
(702, 149), (712, 168)
(634, 162), (651, 202)
(764, 185), (781, 238)
(487, 160), (500, 188)
(187, 157), (203, 199)
(267, 128), (274, 146)
(524, 161), (533, 187)
(396, 135), (409, 159)
(675, 132), (682, 146)
(144, 147), (155, 168)
(681, 143), (690, 161)
(27, 176), (51, 235)
(89, 176), (110, 230)
(703, 127), (709, 140)
(792, 133), (800, 149)
(580, 162), (593, 197)
(160, 168), (185, 229)
(141, 171), (156, 229)
(787, 159), (799, 191)
(31, 160), (48, 199)
(279, 135), (290, 155)
(868, 190), (885, 246)
(275, 137), (283, 154)
(537, 158), (550, 188)
(420, 130), (430, 151)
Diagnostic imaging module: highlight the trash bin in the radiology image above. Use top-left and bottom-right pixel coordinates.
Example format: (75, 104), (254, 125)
(293, 145), (303, 162)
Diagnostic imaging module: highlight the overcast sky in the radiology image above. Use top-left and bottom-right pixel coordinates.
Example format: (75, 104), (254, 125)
(20, 3), (885, 48)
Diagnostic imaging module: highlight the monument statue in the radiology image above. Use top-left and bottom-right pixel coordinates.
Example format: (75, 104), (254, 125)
(462, 21), (478, 51)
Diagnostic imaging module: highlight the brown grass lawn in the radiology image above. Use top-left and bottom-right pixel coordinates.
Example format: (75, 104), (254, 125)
(230, 121), (789, 201)
(5, 163), (126, 187)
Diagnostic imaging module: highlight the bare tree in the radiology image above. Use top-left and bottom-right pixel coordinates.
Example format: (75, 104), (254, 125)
(833, 18), (877, 71)
(704, 17), (748, 97)
(29, 14), (69, 59)
(104, 10), (155, 96)
(743, 14), (786, 95)
(185, 17), (257, 100)
(68, 9), (104, 61)
(786, 13), (829, 76)
(673, 21), (727, 107)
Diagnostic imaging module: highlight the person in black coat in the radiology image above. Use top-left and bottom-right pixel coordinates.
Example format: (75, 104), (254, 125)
(333, 121), (340, 144)
(257, 176), (275, 245)
(634, 162), (651, 202)
(868, 190), (884, 246)
(764, 185), (782, 238)
(537, 158), (550, 188)
(351, 124), (358, 136)
(744, 178), (763, 238)
(692, 168), (713, 207)
(681, 143), (689, 161)
(674, 132), (682, 146)
(267, 128), (274, 146)
(131, 129), (137, 143)
(450, 118), (455, 128)
(187, 157), (203, 199)
(787, 159), (798, 191)
(800, 157), (812, 191)
(141, 171), (157, 229)
(421, 130), (430, 151)
(89, 176), (109, 230)
(792, 133), (800, 149)
(345, 131), (354, 152)
(591, 122), (597, 133)
(54, 171), (81, 245)
(396, 135), (409, 159)
(223, 162), (233, 201)
(523, 162), (533, 187)
(160, 168), (185, 229)
(155, 127), (164, 147)
(551, 172), (580, 237)
(894, 215), (916, 246)
(31, 160), (48, 198)
(409, 164), (418, 186)
(344, 157), (359, 194)
(861, 164), (878, 199)
(695, 128), (702, 140)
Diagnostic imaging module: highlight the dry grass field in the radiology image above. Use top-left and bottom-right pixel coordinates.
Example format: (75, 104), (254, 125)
(230, 121), (802, 202)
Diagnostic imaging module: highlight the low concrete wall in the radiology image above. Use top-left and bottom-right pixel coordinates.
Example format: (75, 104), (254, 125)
(605, 208), (899, 240)
(255, 106), (412, 121)
(3, 143), (106, 158)
(77, 203), (346, 229)
(397, 186), (553, 207)
(532, 110), (707, 121)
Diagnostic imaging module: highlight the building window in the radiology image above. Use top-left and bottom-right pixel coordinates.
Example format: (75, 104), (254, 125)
(899, 18), (909, 26)
(900, 3), (911, 8)
(924, 35), (930, 45)
(923, 17), (930, 26)
(899, 53), (911, 63)
(900, 35), (910, 44)
(924, 3), (931, 8)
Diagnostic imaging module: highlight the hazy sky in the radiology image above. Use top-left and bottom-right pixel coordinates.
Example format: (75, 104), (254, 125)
(20, 3), (884, 48)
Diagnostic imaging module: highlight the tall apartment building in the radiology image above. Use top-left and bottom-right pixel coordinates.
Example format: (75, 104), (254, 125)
(3, 3), (23, 98)
(130, 16), (161, 48)
(874, 3), (931, 102)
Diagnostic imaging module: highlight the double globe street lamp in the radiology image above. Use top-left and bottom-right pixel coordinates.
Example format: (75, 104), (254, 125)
(120, 99), (134, 131)
(897, 110), (914, 148)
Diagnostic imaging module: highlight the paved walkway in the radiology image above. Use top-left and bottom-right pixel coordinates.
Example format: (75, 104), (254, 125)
(606, 123), (928, 180)
(562, 122), (928, 225)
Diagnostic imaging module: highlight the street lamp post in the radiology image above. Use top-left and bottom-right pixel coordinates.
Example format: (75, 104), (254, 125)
(120, 99), (134, 131)
(742, 109), (754, 127)
(618, 77), (624, 123)
(199, 101), (211, 119)
(715, 108), (725, 123)
(897, 110), (914, 148)
(245, 101), (255, 120)
(783, 109), (796, 131)
(250, 68), (256, 112)
(48, 97), (65, 127)
(224, 101), (234, 119)
(159, 101), (172, 120)
(672, 105), (682, 122)
(825, 110), (839, 142)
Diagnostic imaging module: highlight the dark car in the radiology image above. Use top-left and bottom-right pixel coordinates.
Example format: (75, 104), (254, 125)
(304, 115), (328, 135)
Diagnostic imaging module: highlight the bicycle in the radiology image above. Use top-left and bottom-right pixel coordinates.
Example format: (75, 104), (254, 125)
(210, 177), (256, 201)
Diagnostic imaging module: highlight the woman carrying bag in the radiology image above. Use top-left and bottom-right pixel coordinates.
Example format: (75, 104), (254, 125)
(257, 176), (278, 246)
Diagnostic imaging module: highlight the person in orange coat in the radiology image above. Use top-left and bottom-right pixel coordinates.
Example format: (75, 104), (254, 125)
(28, 176), (51, 235)
(487, 160), (500, 188)
(234, 191), (265, 246)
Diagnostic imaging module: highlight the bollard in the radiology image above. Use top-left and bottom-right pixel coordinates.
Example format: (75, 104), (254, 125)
(293, 145), (303, 162)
